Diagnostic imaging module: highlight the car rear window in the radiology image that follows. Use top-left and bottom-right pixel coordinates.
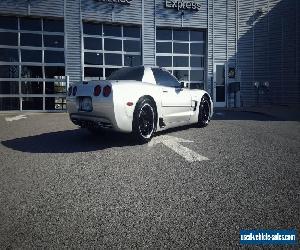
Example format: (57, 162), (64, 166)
(107, 66), (144, 81)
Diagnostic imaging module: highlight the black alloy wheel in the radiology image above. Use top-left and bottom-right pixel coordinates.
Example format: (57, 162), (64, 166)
(198, 97), (210, 127)
(138, 104), (154, 138)
(133, 98), (156, 143)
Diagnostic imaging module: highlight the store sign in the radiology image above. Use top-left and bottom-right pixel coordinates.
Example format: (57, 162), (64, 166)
(95, 0), (132, 5)
(165, 0), (201, 11)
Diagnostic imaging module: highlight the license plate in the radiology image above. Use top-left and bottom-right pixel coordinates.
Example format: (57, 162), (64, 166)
(79, 97), (93, 112)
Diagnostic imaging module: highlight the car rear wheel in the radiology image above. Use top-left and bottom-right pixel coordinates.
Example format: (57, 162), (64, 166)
(198, 96), (210, 127)
(132, 98), (156, 143)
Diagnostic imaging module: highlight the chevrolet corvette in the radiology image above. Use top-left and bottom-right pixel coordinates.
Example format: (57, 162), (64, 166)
(67, 66), (213, 143)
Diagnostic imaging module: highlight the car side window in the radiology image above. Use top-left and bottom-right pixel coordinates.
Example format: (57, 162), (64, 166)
(152, 68), (181, 88)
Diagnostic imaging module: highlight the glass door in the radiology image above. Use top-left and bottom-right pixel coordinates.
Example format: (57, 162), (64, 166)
(213, 63), (226, 107)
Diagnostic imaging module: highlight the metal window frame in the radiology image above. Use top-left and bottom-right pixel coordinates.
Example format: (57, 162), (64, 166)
(0, 16), (66, 112)
(82, 21), (142, 81)
(155, 27), (206, 87)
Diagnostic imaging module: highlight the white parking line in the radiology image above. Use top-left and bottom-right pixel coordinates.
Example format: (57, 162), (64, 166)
(148, 135), (209, 162)
(5, 115), (27, 122)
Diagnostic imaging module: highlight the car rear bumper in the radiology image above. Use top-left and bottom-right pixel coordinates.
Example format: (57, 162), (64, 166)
(67, 96), (133, 133)
(70, 113), (114, 129)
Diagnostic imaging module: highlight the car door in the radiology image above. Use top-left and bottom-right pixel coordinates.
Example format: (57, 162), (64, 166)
(152, 68), (192, 123)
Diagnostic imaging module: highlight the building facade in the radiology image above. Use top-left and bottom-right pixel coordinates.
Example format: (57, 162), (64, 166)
(0, 0), (299, 111)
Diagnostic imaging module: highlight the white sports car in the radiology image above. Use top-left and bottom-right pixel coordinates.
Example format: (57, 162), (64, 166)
(67, 66), (213, 143)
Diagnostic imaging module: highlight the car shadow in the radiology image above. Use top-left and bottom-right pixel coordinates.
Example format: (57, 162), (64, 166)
(1, 110), (289, 154)
(1, 129), (137, 153)
(2, 123), (203, 154)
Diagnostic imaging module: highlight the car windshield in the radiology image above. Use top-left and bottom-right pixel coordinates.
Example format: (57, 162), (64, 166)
(107, 66), (144, 81)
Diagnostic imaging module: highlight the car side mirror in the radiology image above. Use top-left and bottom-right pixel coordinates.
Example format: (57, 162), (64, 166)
(180, 81), (189, 88)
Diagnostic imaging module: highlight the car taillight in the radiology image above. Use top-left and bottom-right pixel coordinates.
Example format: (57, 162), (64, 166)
(68, 86), (72, 96)
(94, 85), (101, 96)
(103, 85), (111, 97)
(72, 86), (77, 96)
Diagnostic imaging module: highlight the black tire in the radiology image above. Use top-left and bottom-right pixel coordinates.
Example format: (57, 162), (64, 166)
(132, 97), (156, 143)
(198, 96), (210, 127)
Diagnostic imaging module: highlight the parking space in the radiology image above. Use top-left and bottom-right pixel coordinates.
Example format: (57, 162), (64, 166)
(0, 112), (299, 248)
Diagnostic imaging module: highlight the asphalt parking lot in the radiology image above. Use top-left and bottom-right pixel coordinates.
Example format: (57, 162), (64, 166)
(0, 111), (299, 248)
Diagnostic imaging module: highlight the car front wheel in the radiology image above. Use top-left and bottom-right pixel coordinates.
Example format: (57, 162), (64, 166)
(198, 96), (210, 127)
(132, 98), (156, 143)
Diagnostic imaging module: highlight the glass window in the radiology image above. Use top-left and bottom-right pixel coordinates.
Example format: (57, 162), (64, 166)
(43, 19), (64, 32)
(216, 86), (225, 102)
(83, 24), (141, 80)
(83, 22), (101, 35)
(84, 67), (103, 79)
(44, 35), (64, 48)
(124, 55), (141, 67)
(104, 38), (122, 51)
(0, 17), (66, 111)
(44, 51), (65, 63)
(156, 56), (172, 67)
(22, 97), (43, 110)
(173, 70), (189, 81)
(45, 97), (66, 110)
(156, 28), (172, 40)
(0, 48), (19, 62)
(21, 81), (43, 94)
(173, 43), (189, 54)
(190, 43), (205, 55)
(108, 66), (144, 81)
(105, 68), (120, 78)
(0, 16), (18, 30)
(84, 52), (102, 65)
(21, 33), (42, 47)
(124, 40), (140, 52)
(0, 65), (19, 78)
(156, 42), (172, 53)
(216, 65), (225, 85)
(190, 56), (204, 67)
(20, 17), (41, 31)
(173, 56), (189, 67)
(173, 30), (189, 41)
(155, 28), (206, 90)
(103, 24), (121, 36)
(21, 50), (42, 62)
(45, 81), (66, 94)
(45, 66), (65, 78)
(190, 82), (204, 89)
(105, 53), (122, 66)
(123, 26), (140, 38)
(152, 68), (180, 87)
(0, 97), (20, 110)
(190, 31), (204, 41)
(84, 37), (102, 50)
(190, 70), (204, 81)
(0, 81), (19, 94)
(21, 66), (43, 78)
(0, 32), (18, 46)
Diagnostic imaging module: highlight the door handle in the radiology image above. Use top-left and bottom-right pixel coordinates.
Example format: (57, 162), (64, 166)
(163, 90), (168, 93)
